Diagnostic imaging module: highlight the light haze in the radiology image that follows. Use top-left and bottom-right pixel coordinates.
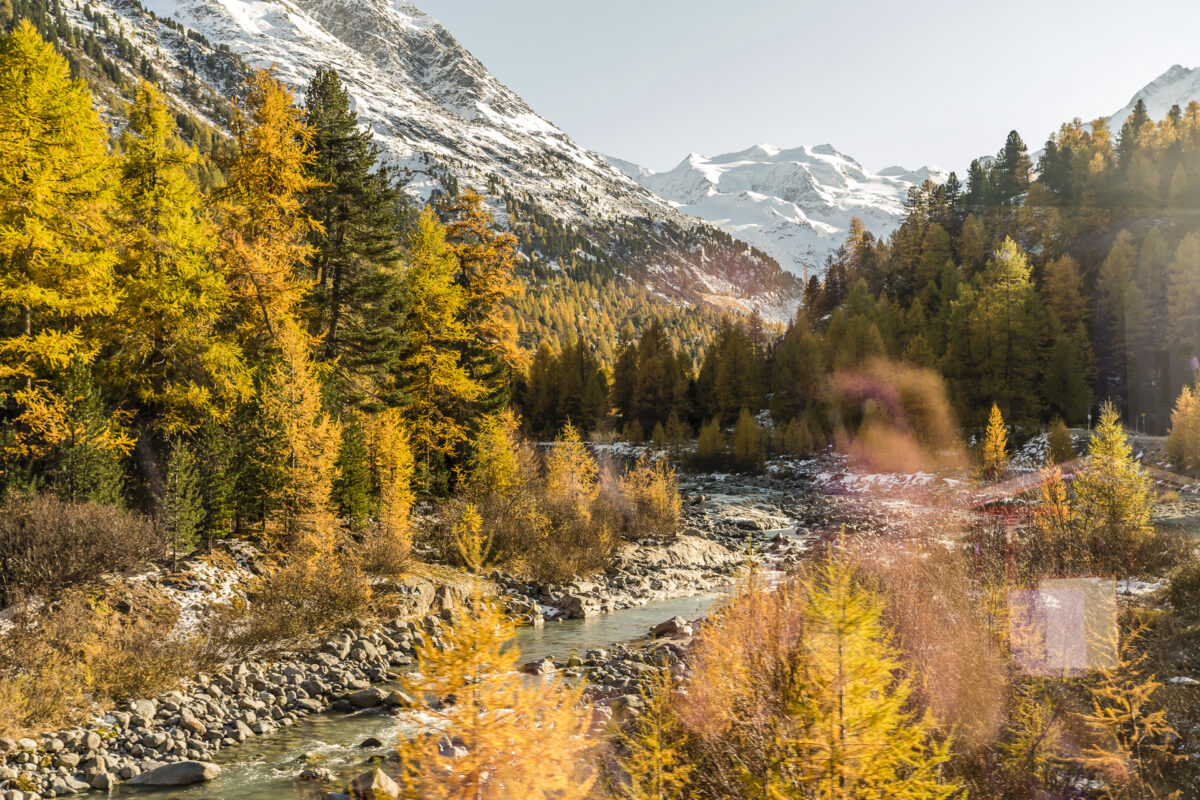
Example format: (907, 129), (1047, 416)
(415, 0), (1200, 174)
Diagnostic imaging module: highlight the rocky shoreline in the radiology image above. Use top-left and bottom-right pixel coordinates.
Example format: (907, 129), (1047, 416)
(0, 544), (753, 799)
(497, 534), (741, 623)
(0, 466), (825, 799)
(0, 607), (466, 799)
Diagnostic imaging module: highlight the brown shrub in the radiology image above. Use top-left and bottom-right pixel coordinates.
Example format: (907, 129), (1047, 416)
(359, 524), (413, 578)
(233, 550), (372, 655)
(0, 494), (162, 607)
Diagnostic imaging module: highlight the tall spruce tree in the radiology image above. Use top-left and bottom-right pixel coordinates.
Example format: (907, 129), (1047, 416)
(193, 417), (234, 542)
(992, 130), (1032, 204)
(301, 68), (404, 364)
(162, 438), (202, 565)
(47, 361), (128, 505)
(332, 412), (371, 531)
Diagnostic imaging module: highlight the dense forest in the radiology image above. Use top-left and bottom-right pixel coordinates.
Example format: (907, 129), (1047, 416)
(520, 100), (1200, 441)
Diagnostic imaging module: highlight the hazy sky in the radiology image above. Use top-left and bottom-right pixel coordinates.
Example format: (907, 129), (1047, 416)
(415, 0), (1200, 175)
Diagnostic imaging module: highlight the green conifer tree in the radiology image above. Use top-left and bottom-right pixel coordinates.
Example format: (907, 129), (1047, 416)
(333, 413), (372, 531)
(47, 362), (126, 506)
(301, 67), (404, 363)
(163, 439), (202, 565)
(194, 417), (234, 543)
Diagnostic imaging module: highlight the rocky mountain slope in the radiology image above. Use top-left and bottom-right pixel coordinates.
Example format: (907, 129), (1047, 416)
(609, 144), (948, 278)
(1109, 63), (1200, 128)
(61, 0), (799, 319)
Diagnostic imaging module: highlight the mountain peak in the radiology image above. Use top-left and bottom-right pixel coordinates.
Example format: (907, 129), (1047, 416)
(111, 0), (798, 319)
(614, 144), (947, 277)
(1109, 63), (1200, 127)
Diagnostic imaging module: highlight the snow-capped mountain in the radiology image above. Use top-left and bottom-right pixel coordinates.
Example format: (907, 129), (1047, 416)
(609, 145), (948, 278)
(65, 0), (798, 319)
(1109, 64), (1200, 128)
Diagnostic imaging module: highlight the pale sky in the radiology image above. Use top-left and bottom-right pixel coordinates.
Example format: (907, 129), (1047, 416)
(416, 0), (1200, 175)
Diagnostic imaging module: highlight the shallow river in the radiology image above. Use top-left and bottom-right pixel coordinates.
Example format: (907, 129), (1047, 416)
(114, 592), (722, 799)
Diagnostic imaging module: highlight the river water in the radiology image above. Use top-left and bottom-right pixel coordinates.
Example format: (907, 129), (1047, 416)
(114, 592), (722, 799)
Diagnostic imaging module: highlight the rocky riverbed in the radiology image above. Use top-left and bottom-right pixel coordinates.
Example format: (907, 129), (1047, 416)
(0, 458), (862, 799)
(0, 610), (463, 799)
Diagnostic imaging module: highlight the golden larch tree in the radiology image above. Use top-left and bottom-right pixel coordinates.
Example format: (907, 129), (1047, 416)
(613, 662), (694, 800)
(398, 206), (483, 471)
(983, 402), (1009, 478)
(441, 190), (527, 395)
(217, 69), (317, 345)
(1072, 402), (1154, 577)
(465, 409), (524, 497)
(1166, 382), (1200, 472)
(544, 420), (598, 524)
(362, 407), (414, 567)
(396, 591), (597, 800)
(790, 555), (960, 800)
(261, 319), (341, 545)
(0, 21), (116, 457)
(108, 81), (250, 433)
(1072, 633), (1181, 800)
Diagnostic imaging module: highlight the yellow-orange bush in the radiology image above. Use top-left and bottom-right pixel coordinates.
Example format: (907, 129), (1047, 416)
(361, 408), (415, 575)
(614, 457), (682, 542)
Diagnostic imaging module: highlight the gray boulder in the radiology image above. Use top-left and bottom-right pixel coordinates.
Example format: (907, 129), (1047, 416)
(347, 687), (387, 709)
(651, 616), (690, 637)
(382, 690), (414, 709)
(128, 760), (221, 786)
(90, 773), (118, 790)
(348, 767), (400, 799)
(179, 710), (207, 736)
(520, 657), (557, 675)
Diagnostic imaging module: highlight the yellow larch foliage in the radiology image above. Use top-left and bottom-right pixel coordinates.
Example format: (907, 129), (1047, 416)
(0, 21), (116, 457)
(679, 560), (961, 800)
(791, 556), (959, 800)
(465, 409), (524, 497)
(108, 81), (250, 434)
(217, 69), (317, 345)
(679, 570), (810, 796)
(1073, 402), (1154, 576)
(1166, 382), (1200, 473)
(261, 319), (341, 545)
(983, 402), (1009, 478)
(362, 407), (414, 554)
(1030, 466), (1088, 576)
(441, 189), (528, 376)
(399, 207), (483, 470)
(396, 591), (597, 800)
(613, 662), (694, 800)
(544, 420), (598, 523)
(453, 502), (491, 573)
(617, 456), (682, 541)
(1073, 635), (1181, 800)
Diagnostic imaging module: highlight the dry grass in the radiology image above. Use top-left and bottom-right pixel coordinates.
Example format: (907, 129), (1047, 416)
(0, 586), (218, 737)
(229, 549), (373, 657)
